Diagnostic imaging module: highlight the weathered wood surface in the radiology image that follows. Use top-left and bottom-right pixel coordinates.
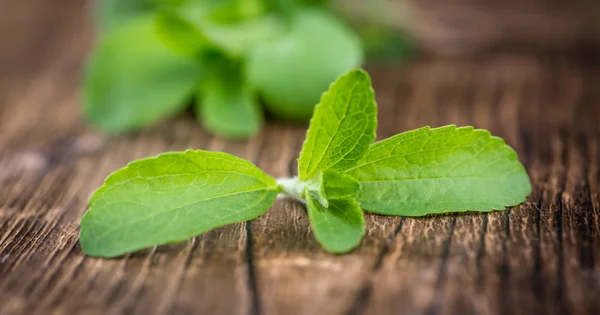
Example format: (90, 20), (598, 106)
(1, 1), (599, 314)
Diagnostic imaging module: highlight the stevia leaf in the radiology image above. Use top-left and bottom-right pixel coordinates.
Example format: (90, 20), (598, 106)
(156, 2), (281, 58)
(297, 69), (377, 181)
(84, 15), (202, 133)
(322, 170), (359, 200)
(305, 172), (329, 208)
(345, 125), (532, 216)
(155, 8), (209, 57)
(93, 0), (155, 31)
(304, 169), (359, 209)
(305, 190), (365, 253)
(245, 9), (363, 121)
(209, 0), (266, 22)
(197, 63), (263, 139)
(202, 16), (281, 57)
(79, 150), (278, 258)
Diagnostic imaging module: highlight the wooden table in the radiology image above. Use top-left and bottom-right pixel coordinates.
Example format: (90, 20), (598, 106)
(1, 1), (599, 314)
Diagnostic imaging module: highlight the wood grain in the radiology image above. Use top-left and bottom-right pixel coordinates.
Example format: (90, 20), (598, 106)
(1, 1), (599, 315)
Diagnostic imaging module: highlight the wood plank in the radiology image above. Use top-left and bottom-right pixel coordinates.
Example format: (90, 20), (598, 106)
(1, 1), (600, 314)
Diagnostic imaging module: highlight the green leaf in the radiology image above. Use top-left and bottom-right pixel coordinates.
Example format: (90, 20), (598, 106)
(297, 68), (377, 181)
(84, 15), (202, 133)
(155, 8), (209, 57)
(79, 150), (279, 258)
(197, 62), (263, 139)
(359, 25), (413, 63)
(306, 190), (365, 253)
(210, 0), (266, 22)
(245, 9), (363, 121)
(304, 172), (329, 208)
(322, 170), (359, 200)
(156, 2), (281, 58)
(304, 170), (359, 209)
(201, 16), (281, 57)
(345, 125), (532, 216)
(92, 0), (156, 31)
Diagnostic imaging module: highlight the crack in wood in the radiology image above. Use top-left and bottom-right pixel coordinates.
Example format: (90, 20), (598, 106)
(498, 209), (511, 315)
(532, 191), (544, 306)
(344, 218), (405, 315)
(475, 213), (489, 290)
(245, 221), (261, 315)
(555, 130), (569, 315)
(244, 140), (268, 315)
(424, 217), (458, 315)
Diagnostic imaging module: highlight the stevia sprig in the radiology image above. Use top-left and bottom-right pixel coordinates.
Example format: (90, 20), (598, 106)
(79, 69), (531, 257)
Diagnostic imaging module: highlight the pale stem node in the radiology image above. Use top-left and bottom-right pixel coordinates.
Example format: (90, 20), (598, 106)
(276, 177), (307, 204)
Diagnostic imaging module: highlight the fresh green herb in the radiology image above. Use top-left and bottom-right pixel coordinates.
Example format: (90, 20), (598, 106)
(306, 195), (365, 253)
(92, 0), (155, 31)
(154, 7), (208, 58)
(345, 126), (532, 216)
(245, 9), (363, 121)
(197, 58), (263, 138)
(155, 3), (282, 59)
(296, 68), (375, 180)
(84, 15), (202, 133)
(85, 0), (403, 139)
(79, 69), (532, 257)
(80, 150), (278, 257)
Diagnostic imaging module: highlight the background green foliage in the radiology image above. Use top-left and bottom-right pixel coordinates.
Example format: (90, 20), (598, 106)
(85, 0), (411, 138)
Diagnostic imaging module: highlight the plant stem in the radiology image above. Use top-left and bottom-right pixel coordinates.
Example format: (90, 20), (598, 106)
(276, 177), (305, 201)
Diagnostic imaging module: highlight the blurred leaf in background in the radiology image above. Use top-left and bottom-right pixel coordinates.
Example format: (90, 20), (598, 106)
(92, 0), (156, 31)
(85, 0), (411, 139)
(197, 54), (263, 138)
(84, 15), (202, 133)
(359, 25), (413, 63)
(156, 2), (282, 59)
(245, 9), (362, 121)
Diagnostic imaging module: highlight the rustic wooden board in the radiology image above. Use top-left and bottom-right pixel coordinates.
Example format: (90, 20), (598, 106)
(1, 1), (599, 314)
